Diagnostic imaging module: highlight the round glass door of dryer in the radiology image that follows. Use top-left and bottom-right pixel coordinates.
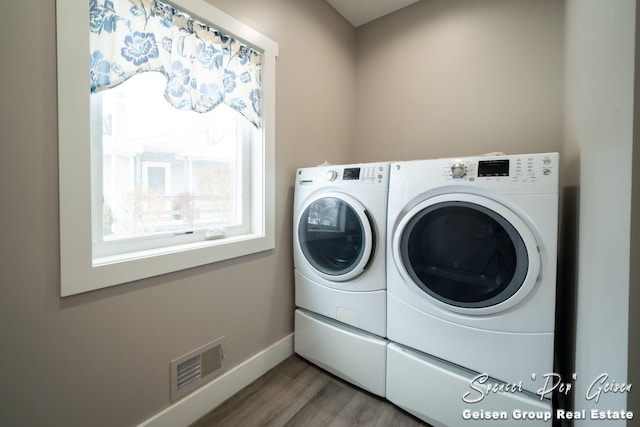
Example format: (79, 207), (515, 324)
(397, 198), (537, 311)
(297, 194), (374, 281)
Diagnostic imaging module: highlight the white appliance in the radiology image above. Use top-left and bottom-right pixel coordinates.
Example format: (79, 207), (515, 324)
(294, 162), (389, 336)
(295, 310), (388, 395)
(386, 343), (552, 427)
(293, 162), (389, 397)
(386, 153), (559, 415)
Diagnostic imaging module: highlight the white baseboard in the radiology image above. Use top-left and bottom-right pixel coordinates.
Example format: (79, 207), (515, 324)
(138, 333), (294, 427)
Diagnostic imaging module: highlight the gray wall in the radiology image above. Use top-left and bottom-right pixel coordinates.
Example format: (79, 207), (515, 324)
(0, 1), (355, 426)
(353, 0), (564, 162)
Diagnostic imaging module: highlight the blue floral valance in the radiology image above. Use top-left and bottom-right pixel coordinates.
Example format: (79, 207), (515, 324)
(90, 0), (263, 128)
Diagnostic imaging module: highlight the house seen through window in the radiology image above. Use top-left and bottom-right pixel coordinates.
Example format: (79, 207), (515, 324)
(93, 71), (251, 258)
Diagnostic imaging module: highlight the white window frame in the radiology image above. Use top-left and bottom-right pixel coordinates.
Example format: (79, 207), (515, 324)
(57, 0), (278, 297)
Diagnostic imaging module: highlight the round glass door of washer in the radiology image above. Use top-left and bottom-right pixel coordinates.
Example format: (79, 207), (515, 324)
(298, 193), (373, 282)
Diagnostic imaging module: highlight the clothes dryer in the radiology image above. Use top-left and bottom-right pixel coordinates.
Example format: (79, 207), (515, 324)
(386, 153), (559, 398)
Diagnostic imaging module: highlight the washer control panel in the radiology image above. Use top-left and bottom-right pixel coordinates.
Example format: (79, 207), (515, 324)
(297, 162), (389, 188)
(327, 164), (386, 184)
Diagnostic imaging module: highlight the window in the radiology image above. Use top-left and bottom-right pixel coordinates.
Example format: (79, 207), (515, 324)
(57, 0), (278, 296)
(92, 72), (252, 259)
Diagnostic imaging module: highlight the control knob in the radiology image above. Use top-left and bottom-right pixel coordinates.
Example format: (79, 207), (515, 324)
(451, 162), (466, 178)
(325, 170), (338, 181)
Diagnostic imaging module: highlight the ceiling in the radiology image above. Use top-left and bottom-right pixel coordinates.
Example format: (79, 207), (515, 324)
(326, 0), (420, 27)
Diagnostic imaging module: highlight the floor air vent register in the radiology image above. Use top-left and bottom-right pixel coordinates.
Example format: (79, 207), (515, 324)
(170, 336), (226, 402)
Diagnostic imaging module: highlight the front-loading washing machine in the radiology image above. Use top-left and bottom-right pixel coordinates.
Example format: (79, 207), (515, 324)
(293, 162), (389, 396)
(385, 153), (559, 421)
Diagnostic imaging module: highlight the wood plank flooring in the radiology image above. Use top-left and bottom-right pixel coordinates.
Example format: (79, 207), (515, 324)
(190, 355), (430, 427)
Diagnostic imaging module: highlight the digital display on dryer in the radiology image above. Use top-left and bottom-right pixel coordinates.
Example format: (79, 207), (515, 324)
(343, 168), (361, 180)
(478, 159), (510, 177)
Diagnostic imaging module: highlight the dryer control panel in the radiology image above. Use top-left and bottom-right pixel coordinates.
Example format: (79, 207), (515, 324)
(440, 153), (557, 187)
(391, 153), (558, 194)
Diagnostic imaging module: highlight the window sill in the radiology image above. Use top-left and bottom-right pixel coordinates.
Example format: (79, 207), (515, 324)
(94, 232), (270, 267)
(61, 233), (274, 297)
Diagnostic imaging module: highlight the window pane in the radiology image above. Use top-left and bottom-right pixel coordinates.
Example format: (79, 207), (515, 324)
(96, 71), (243, 243)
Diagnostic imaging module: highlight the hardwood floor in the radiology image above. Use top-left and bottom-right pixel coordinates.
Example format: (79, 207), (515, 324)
(190, 355), (430, 427)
